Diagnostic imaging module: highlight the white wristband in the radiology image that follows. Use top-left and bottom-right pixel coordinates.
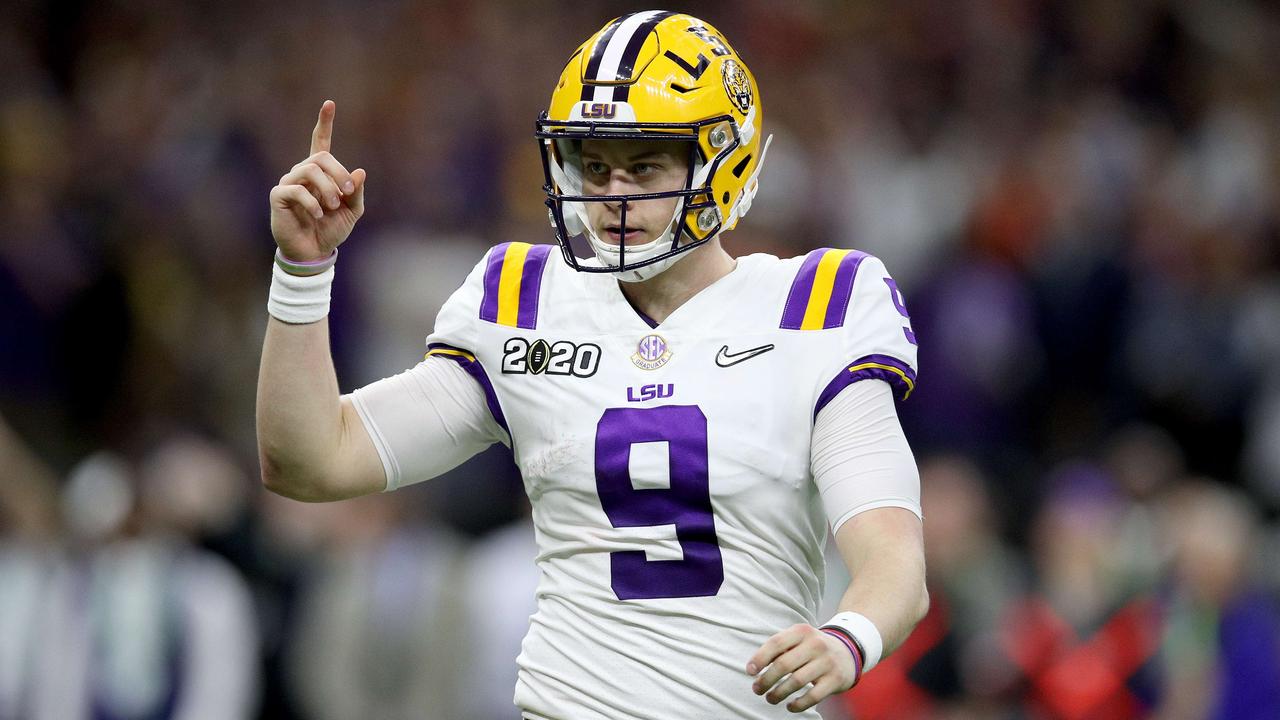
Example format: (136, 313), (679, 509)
(821, 612), (883, 672)
(267, 261), (334, 324)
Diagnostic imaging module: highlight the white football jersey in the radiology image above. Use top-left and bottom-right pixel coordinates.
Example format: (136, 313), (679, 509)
(414, 242), (918, 720)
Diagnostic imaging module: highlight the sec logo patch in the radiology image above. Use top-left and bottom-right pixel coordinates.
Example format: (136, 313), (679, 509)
(631, 334), (672, 371)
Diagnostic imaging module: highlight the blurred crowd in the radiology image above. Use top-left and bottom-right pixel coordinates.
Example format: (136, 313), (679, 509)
(2, 0), (1279, 718)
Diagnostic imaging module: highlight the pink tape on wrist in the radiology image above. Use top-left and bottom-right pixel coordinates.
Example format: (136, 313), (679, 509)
(820, 627), (864, 685)
(280, 250), (336, 265)
(275, 247), (338, 276)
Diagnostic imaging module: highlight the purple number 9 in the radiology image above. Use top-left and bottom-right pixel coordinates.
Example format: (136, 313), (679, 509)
(595, 405), (723, 600)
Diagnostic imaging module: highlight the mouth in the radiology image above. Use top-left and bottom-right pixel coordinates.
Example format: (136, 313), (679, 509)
(605, 225), (645, 244)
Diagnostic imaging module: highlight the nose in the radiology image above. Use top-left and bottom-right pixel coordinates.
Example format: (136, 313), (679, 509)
(604, 167), (644, 196)
(603, 171), (635, 212)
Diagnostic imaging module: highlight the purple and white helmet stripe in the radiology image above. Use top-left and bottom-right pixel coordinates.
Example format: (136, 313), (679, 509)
(580, 10), (674, 103)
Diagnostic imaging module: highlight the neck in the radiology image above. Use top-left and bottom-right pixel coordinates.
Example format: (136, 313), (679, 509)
(618, 238), (737, 324)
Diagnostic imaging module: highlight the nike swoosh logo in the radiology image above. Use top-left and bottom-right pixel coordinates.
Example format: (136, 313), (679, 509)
(715, 343), (775, 367)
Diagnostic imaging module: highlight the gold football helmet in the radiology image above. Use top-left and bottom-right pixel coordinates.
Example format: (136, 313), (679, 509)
(536, 11), (771, 281)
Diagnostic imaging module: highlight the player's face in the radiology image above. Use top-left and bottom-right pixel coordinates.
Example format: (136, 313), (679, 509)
(579, 138), (689, 246)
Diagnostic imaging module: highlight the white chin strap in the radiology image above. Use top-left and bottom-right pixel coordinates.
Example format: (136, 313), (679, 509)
(592, 194), (693, 283)
(546, 118), (772, 283)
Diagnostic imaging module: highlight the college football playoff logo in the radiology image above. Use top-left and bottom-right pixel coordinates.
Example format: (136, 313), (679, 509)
(502, 337), (601, 377)
(631, 334), (672, 371)
(721, 59), (752, 114)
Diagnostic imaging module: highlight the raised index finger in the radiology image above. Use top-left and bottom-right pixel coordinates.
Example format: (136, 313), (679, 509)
(310, 100), (335, 156)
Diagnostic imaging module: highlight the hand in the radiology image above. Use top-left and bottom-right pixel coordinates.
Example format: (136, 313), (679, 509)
(747, 624), (858, 713)
(269, 100), (367, 262)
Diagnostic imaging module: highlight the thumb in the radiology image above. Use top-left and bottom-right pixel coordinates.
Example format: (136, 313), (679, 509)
(347, 168), (367, 215)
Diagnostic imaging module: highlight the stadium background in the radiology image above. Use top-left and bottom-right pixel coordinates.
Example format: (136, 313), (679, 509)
(2, 0), (1279, 717)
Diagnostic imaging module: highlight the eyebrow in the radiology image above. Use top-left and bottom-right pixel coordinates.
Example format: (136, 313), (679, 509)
(580, 150), (673, 162)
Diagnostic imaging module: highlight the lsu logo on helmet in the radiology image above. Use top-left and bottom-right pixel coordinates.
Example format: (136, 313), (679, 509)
(579, 102), (617, 119)
(721, 60), (752, 114)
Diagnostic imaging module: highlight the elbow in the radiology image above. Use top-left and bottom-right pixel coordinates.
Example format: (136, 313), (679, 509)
(256, 426), (326, 501)
(907, 552), (930, 628)
(261, 468), (331, 503)
(258, 455), (299, 499)
(911, 545), (931, 625)
(913, 582), (931, 627)
(259, 462), (292, 498)
(909, 543), (930, 627)
(257, 432), (294, 495)
(258, 451), (327, 503)
(258, 449), (372, 503)
(257, 446), (289, 494)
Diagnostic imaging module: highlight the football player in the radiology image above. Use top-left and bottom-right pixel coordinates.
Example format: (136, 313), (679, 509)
(258, 11), (927, 718)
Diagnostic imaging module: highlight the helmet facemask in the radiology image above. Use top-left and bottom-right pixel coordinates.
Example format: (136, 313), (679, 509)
(537, 114), (742, 282)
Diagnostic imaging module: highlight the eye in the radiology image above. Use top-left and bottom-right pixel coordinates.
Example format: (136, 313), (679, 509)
(584, 161), (609, 176)
(633, 162), (658, 175)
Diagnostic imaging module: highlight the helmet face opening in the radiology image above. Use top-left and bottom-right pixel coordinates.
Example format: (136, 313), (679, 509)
(536, 12), (767, 281)
(536, 113), (740, 275)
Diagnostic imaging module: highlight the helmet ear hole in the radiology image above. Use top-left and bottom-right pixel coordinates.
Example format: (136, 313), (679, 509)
(709, 122), (732, 149)
(697, 207), (719, 231)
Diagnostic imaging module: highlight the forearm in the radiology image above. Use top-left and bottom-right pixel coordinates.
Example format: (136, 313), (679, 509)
(258, 99), (377, 500)
(256, 315), (349, 499)
(812, 381), (927, 659)
(831, 509), (929, 658)
(747, 511), (926, 711)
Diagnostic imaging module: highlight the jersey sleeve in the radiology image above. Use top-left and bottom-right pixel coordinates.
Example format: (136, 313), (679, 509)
(347, 246), (514, 491)
(349, 356), (504, 491)
(811, 380), (921, 533)
(421, 246), (514, 440)
(804, 251), (918, 417)
(779, 249), (920, 529)
(423, 241), (554, 439)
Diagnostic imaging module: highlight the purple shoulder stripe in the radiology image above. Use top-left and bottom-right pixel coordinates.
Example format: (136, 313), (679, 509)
(478, 243), (553, 329)
(814, 353), (917, 419)
(425, 343), (509, 436)
(823, 251), (870, 328)
(479, 242), (511, 324)
(516, 244), (553, 329)
(780, 249), (825, 329)
(780, 248), (870, 330)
